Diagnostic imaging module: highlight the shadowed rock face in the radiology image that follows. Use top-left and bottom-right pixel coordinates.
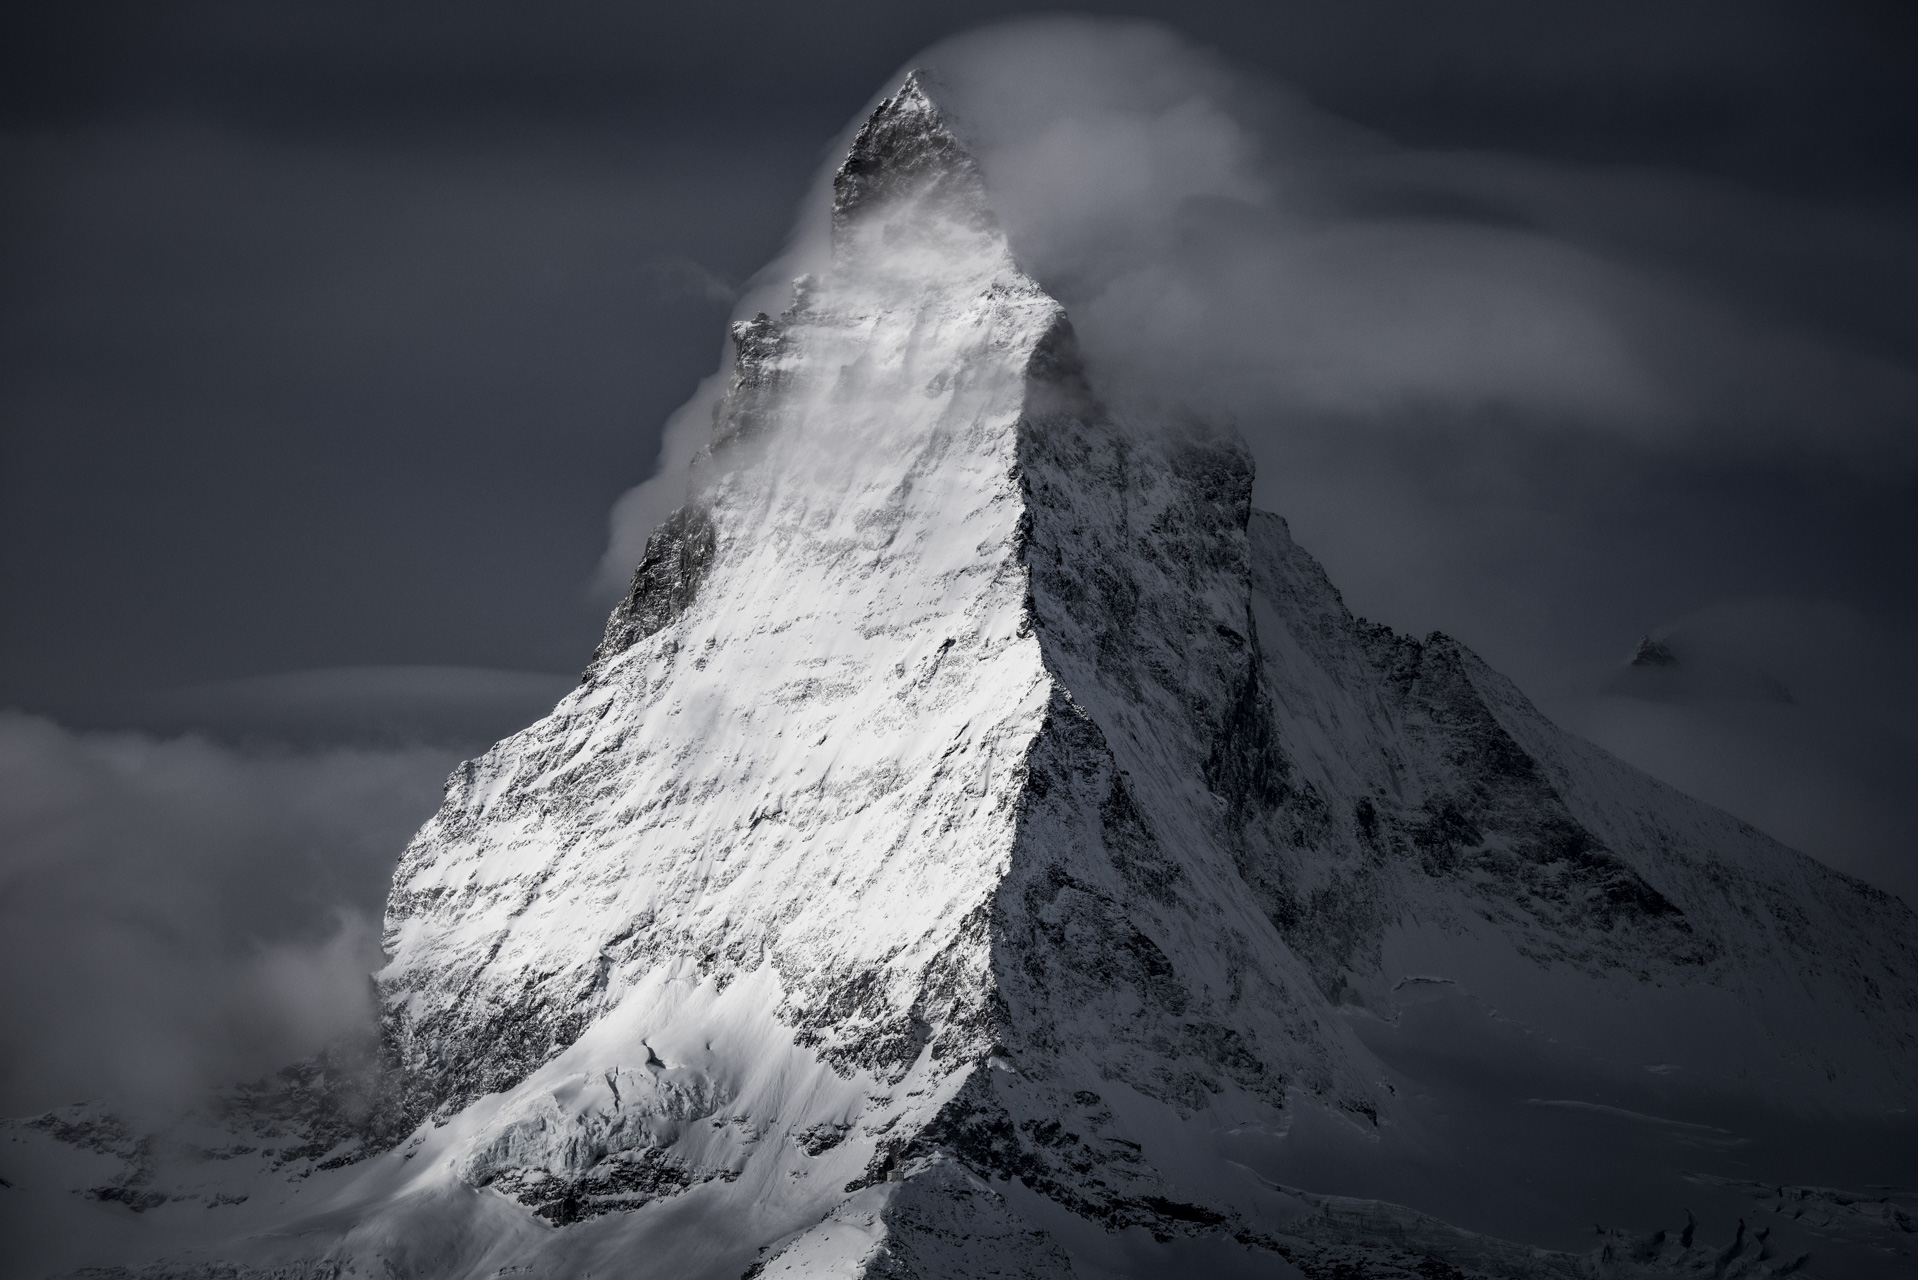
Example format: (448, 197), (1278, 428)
(589, 503), (718, 677)
(832, 71), (994, 235)
(1244, 601), (1711, 997)
(9, 73), (1916, 1280)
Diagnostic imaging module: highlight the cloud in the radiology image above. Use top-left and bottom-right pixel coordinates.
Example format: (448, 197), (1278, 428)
(0, 711), (461, 1117)
(640, 256), (739, 305)
(602, 17), (1916, 604)
(912, 18), (1918, 466)
(126, 665), (577, 748)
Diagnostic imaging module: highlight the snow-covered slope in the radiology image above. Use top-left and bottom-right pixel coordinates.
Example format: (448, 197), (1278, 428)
(6, 75), (1916, 1280)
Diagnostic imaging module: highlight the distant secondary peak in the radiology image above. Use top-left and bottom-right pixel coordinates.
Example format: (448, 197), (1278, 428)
(832, 71), (990, 233)
(1630, 635), (1678, 667)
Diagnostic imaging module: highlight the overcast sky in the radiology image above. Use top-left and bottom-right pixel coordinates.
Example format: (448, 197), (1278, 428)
(5, 0), (1915, 710)
(2, 1), (1915, 1111)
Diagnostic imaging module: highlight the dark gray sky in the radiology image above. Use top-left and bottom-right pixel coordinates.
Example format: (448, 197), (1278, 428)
(2, 2), (1916, 1112)
(4, 0), (1914, 711)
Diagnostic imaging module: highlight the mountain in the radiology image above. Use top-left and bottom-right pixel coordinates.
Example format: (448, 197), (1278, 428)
(6, 75), (1917, 1280)
(1570, 605), (1918, 909)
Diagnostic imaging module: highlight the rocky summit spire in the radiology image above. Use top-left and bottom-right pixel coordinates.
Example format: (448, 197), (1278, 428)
(831, 72), (991, 235)
(10, 73), (1917, 1280)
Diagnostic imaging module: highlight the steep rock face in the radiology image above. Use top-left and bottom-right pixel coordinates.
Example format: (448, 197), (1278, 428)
(373, 75), (1382, 1236)
(367, 73), (1917, 1260)
(589, 504), (718, 673)
(10, 73), (1918, 1280)
(1240, 511), (1918, 1104)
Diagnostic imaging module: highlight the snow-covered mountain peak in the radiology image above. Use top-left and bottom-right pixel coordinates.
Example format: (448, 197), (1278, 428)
(379, 71), (1106, 1162)
(9, 75), (1918, 1280)
(830, 72), (991, 239)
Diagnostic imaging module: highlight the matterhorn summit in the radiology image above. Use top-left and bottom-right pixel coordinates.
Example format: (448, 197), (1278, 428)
(7, 74), (1918, 1280)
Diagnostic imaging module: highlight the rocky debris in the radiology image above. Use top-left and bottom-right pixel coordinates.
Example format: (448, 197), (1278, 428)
(793, 1122), (854, 1156)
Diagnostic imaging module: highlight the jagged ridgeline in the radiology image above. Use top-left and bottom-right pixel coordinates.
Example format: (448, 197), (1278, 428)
(7, 74), (1917, 1280)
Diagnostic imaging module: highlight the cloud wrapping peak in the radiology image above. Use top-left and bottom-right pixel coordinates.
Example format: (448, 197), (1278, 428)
(907, 18), (1917, 466)
(591, 15), (1915, 905)
(602, 16), (1916, 611)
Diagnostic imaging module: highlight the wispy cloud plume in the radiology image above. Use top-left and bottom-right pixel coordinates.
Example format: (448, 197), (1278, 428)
(919, 17), (1918, 466)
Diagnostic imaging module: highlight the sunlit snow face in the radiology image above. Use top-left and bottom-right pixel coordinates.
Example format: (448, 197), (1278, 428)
(683, 91), (1061, 532)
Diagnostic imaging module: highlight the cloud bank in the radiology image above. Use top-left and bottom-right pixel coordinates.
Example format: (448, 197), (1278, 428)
(0, 711), (461, 1117)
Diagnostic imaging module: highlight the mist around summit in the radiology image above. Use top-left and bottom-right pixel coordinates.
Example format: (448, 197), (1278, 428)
(610, 18), (1918, 910)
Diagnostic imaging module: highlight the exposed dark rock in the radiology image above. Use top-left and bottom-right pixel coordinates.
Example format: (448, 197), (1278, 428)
(487, 1148), (740, 1225)
(1632, 636), (1679, 667)
(588, 503), (717, 676)
(831, 72), (991, 235)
